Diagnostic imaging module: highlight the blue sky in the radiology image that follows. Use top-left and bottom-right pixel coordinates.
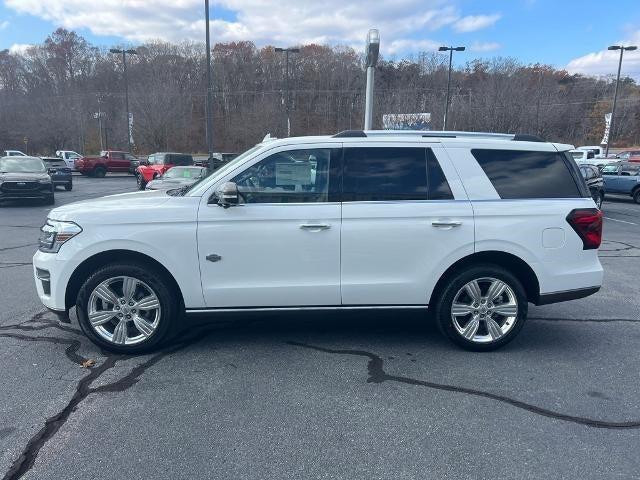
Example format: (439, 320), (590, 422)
(1, 0), (639, 77)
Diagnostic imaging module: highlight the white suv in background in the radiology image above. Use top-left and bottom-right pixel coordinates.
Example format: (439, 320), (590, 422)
(33, 131), (603, 353)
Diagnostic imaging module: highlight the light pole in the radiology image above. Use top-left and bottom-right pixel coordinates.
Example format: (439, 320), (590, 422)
(605, 45), (637, 157)
(364, 29), (380, 130)
(204, 0), (214, 168)
(109, 48), (137, 151)
(275, 47), (300, 137)
(438, 45), (465, 131)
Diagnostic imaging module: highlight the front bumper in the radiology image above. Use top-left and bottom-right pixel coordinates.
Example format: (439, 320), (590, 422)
(33, 250), (75, 312)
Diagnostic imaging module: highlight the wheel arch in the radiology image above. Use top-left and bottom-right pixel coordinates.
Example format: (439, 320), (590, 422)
(428, 250), (540, 306)
(65, 249), (185, 311)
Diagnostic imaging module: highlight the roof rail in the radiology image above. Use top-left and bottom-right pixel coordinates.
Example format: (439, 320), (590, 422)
(332, 130), (367, 138)
(332, 130), (545, 142)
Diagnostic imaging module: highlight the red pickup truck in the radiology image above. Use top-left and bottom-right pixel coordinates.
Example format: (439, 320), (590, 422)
(75, 150), (138, 177)
(135, 152), (194, 189)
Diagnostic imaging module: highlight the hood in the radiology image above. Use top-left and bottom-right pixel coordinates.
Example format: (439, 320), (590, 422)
(49, 190), (173, 222)
(0, 172), (50, 182)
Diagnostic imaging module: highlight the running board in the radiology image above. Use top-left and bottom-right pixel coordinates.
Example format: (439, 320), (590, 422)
(185, 305), (427, 316)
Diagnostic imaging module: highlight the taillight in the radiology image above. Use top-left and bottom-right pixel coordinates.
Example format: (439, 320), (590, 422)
(566, 208), (603, 250)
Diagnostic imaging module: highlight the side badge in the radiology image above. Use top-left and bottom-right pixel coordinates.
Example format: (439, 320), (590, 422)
(206, 254), (222, 262)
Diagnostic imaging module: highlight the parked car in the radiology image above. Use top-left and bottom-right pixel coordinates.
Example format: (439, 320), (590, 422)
(135, 152), (194, 190)
(571, 149), (617, 169)
(601, 162), (640, 204)
(194, 152), (239, 171)
(579, 164), (604, 208)
(577, 145), (605, 158)
(0, 156), (54, 204)
(145, 166), (208, 191)
(74, 150), (138, 177)
(41, 157), (72, 191)
(55, 150), (82, 170)
(2, 150), (28, 157)
(615, 150), (640, 161)
(33, 130), (603, 354)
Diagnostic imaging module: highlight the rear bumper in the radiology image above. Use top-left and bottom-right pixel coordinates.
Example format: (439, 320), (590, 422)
(535, 286), (600, 305)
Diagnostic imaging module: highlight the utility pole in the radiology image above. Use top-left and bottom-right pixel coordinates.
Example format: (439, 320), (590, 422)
(438, 46), (465, 130)
(109, 48), (138, 151)
(605, 45), (637, 157)
(275, 47), (300, 136)
(204, 0), (214, 168)
(363, 29), (380, 130)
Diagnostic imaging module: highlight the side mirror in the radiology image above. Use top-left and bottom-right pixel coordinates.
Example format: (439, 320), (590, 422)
(215, 181), (239, 208)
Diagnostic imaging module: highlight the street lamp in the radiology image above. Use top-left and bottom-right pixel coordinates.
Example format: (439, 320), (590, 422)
(439, 45), (465, 131)
(364, 29), (380, 130)
(604, 45), (637, 157)
(274, 47), (300, 137)
(204, 0), (214, 168)
(109, 48), (137, 151)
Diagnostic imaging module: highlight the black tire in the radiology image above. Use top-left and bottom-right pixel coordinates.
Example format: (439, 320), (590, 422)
(44, 194), (55, 205)
(633, 189), (640, 205)
(65, 183), (72, 191)
(433, 264), (528, 351)
(94, 166), (107, 178)
(136, 174), (146, 190)
(76, 262), (180, 354)
(596, 191), (604, 209)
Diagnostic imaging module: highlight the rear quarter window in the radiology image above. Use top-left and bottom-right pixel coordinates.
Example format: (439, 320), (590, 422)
(471, 149), (585, 199)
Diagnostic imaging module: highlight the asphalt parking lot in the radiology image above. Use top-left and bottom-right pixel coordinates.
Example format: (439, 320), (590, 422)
(1, 175), (639, 479)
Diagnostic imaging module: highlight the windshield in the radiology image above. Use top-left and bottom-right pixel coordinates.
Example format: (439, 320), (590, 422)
(180, 144), (264, 196)
(0, 157), (46, 173)
(163, 167), (205, 179)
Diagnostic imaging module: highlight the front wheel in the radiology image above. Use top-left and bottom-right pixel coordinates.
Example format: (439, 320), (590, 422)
(65, 183), (72, 191)
(433, 265), (528, 351)
(633, 189), (640, 205)
(76, 263), (179, 353)
(595, 191), (604, 209)
(94, 166), (106, 178)
(136, 174), (146, 190)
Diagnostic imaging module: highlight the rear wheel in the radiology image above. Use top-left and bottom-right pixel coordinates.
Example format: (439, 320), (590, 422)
(44, 194), (55, 205)
(94, 166), (106, 178)
(595, 191), (604, 209)
(434, 265), (528, 351)
(65, 182), (72, 191)
(633, 189), (640, 205)
(76, 263), (179, 353)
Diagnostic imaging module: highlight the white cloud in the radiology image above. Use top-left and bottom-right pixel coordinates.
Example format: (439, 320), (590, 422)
(8, 43), (33, 55)
(566, 31), (640, 78)
(453, 14), (501, 33)
(470, 41), (501, 52)
(4, 0), (500, 57)
(0, 20), (9, 30)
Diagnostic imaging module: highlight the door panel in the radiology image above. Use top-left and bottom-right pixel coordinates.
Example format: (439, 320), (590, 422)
(197, 143), (342, 308)
(340, 145), (474, 305)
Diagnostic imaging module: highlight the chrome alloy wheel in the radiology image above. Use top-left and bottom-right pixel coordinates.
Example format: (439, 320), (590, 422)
(451, 277), (518, 344)
(88, 276), (161, 345)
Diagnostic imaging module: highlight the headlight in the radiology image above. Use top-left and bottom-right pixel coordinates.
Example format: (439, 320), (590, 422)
(39, 219), (82, 253)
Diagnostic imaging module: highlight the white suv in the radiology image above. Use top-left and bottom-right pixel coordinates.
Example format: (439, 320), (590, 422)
(33, 131), (603, 353)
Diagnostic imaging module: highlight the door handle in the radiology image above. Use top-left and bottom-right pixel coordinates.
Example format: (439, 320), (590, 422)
(299, 223), (331, 231)
(431, 220), (462, 228)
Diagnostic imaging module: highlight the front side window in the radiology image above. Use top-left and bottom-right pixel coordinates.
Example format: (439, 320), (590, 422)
(471, 149), (582, 199)
(343, 147), (428, 201)
(232, 148), (336, 203)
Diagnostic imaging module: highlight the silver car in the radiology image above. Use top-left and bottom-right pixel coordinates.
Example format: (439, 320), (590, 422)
(145, 166), (208, 191)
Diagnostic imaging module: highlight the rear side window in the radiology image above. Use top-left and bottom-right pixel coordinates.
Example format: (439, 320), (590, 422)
(173, 155), (193, 166)
(471, 149), (583, 199)
(426, 149), (453, 200)
(343, 147), (427, 201)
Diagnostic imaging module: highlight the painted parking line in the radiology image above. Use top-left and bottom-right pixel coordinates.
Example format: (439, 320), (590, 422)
(604, 217), (638, 225)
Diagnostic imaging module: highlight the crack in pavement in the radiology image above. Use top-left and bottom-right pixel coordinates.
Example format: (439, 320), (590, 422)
(288, 341), (640, 430)
(1, 325), (213, 480)
(0, 243), (37, 253)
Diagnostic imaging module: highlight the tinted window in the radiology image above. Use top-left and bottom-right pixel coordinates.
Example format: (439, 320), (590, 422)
(232, 148), (338, 203)
(426, 149), (453, 200)
(343, 147), (427, 201)
(172, 154), (193, 166)
(471, 149), (582, 199)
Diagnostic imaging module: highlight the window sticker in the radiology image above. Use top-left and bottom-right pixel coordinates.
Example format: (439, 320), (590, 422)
(276, 162), (312, 186)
